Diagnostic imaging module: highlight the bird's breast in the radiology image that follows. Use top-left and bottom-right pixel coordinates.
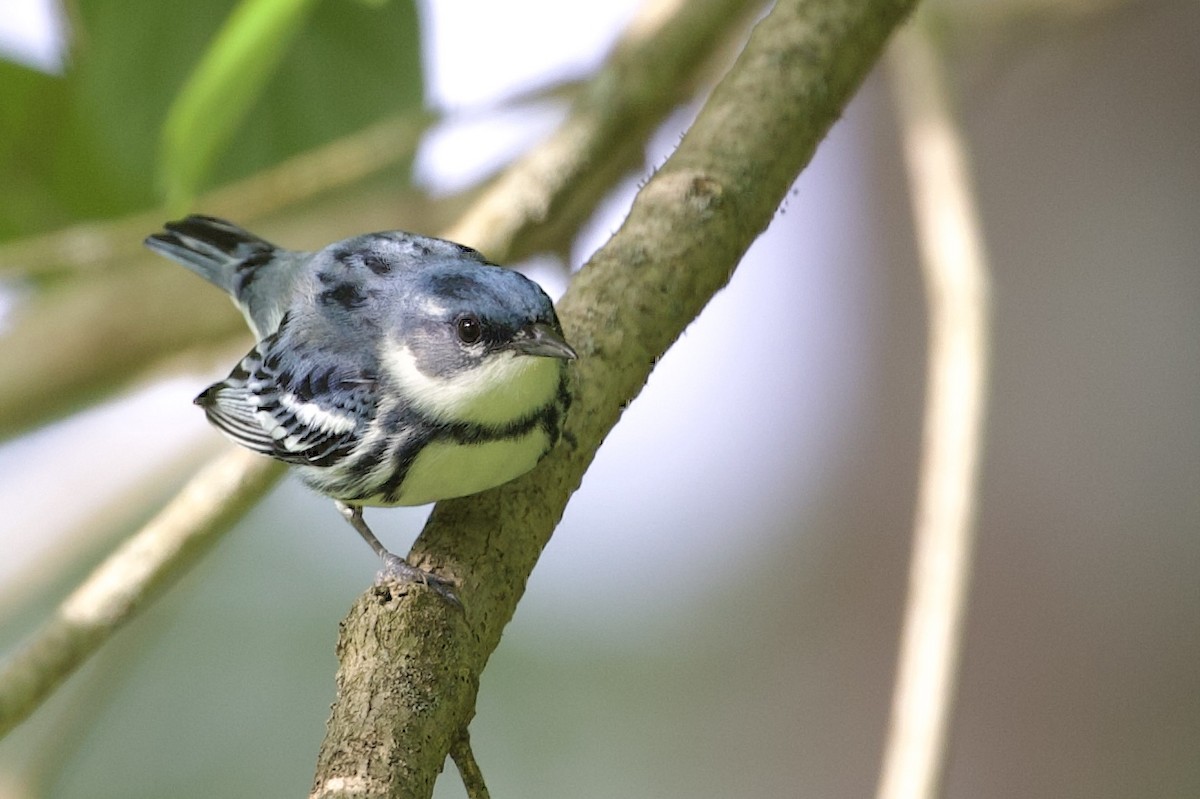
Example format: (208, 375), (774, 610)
(381, 425), (553, 506)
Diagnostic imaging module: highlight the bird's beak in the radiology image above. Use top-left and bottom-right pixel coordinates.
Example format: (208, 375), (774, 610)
(512, 322), (577, 360)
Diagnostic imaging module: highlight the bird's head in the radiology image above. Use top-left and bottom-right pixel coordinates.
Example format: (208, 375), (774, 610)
(306, 232), (575, 426)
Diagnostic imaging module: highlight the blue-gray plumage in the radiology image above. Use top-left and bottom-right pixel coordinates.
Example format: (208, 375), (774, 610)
(146, 215), (575, 599)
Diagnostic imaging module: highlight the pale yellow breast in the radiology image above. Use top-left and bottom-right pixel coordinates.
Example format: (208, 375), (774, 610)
(391, 427), (552, 506)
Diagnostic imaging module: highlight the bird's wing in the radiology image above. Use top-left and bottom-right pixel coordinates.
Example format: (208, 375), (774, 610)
(196, 327), (376, 467)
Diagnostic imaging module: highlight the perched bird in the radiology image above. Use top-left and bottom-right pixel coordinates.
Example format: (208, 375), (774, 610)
(146, 215), (575, 598)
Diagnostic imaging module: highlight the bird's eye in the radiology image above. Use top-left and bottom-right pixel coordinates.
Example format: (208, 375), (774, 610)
(456, 315), (482, 345)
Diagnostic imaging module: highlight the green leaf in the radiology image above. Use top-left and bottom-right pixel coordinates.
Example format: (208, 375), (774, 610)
(160, 0), (319, 209)
(0, 0), (423, 241)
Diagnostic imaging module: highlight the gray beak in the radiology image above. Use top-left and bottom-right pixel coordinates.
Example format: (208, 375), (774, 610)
(512, 322), (577, 360)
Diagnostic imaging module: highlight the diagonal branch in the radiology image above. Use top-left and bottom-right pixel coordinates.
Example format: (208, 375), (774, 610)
(0, 450), (284, 739)
(443, 0), (766, 261)
(312, 0), (918, 796)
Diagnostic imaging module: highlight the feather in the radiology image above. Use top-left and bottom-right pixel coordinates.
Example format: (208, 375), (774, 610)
(196, 327), (375, 468)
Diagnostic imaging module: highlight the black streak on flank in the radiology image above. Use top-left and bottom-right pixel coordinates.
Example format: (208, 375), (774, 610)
(263, 349), (283, 372)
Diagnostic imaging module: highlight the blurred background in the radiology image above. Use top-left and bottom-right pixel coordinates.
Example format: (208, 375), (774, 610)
(0, 0), (1197, 797)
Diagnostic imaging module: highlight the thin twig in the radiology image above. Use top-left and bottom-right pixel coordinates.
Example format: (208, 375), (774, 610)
(876, 17), (992, 799)
(0, 112), (434, 279)
(0, 450), (283, 739)
(450, 729), (491, 799)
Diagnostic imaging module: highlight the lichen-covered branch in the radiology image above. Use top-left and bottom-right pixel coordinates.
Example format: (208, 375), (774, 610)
(312, 1), (917, 796)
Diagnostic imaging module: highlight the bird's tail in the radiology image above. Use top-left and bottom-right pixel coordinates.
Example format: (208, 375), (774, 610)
(145, 215), (279, 297)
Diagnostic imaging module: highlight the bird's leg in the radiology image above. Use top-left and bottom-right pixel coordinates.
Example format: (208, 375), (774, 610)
(335, 501), (460, 607)
(336, 500), (392, 559)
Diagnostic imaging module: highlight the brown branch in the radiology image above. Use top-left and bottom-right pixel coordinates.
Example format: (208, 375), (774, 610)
(311, 0), (918, 796)
(449, 730), (490, 799)
(0, 267), (246, 438)
(875, 17), (991, 799)
(443, 0), (766, 261)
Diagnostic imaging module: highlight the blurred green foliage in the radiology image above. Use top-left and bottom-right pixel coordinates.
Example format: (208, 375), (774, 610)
(0, 0), (423, 241)
(160, 0), (323, 209)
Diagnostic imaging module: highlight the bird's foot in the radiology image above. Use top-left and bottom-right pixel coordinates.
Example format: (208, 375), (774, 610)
(377, 553), (461, 609)
(336, 501), (461, 608)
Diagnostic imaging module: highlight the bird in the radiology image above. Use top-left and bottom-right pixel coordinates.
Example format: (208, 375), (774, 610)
(145, 215), (576, 601)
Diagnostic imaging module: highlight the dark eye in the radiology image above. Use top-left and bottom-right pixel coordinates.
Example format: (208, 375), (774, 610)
(456, 315), (482, 345)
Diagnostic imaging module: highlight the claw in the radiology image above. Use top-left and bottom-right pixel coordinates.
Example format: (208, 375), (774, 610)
(377, 553), (462, 608)
(336, 500), (461, 608)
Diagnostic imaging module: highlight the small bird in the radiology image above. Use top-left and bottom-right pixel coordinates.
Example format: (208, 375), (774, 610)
(146, 215), (575, 599)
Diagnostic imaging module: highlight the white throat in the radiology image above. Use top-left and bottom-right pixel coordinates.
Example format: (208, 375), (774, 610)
(381, 343), (561, 427)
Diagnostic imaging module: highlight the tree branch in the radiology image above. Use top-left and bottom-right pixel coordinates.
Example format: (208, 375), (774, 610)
(443, 0), (766, 261)
(0, 450), (284, 739)
(875, 16), (991, 799)
(312, 0), (917, 796)
(449, 730), (490, 799)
